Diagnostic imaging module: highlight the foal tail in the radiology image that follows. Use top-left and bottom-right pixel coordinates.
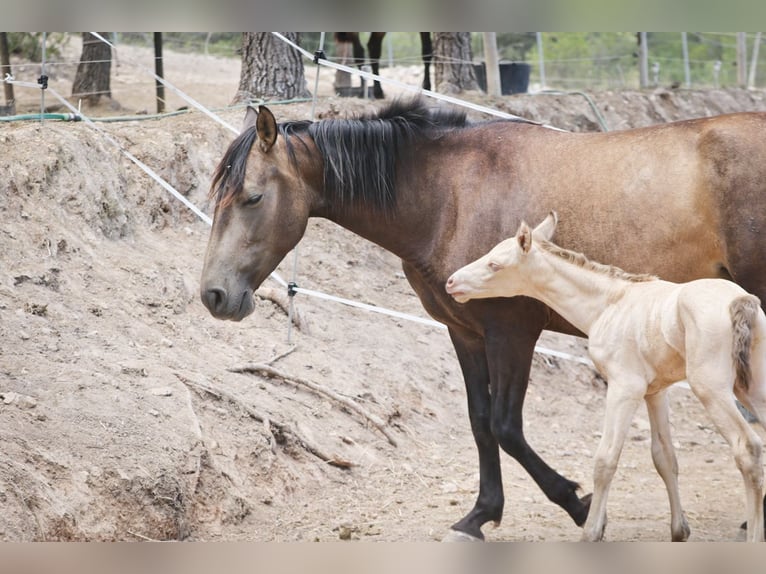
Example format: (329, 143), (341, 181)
(730, 294), (762, 391)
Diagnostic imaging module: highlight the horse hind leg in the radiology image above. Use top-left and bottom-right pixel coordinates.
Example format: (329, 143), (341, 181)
(645, 390), (690, 541)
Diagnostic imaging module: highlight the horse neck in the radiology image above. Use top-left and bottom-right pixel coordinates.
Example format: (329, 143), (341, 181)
(314, 182), (442, 264)
(523, 247), (629, 335)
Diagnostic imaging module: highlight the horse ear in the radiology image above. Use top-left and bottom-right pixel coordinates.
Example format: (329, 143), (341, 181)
(517, 221), (533, 254)
(532, 210), (558, 241)
(256, 105), (278, 152)
(242, 105), (258, 132)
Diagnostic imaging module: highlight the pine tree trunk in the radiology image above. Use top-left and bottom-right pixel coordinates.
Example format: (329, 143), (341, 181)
(72, 33), (112, 104)
(433, 33), (479, 94)
(233, 33), (310, 104)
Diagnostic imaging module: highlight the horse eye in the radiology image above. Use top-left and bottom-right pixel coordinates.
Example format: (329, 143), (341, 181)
(244, 193), (263, 206)
(488, 261), (501, 272)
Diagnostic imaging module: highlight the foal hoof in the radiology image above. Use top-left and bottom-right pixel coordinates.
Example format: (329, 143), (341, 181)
(442, 529), (483, 542)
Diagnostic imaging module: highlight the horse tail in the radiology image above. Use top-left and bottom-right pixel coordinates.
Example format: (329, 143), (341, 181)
(730, 294), (761, 391)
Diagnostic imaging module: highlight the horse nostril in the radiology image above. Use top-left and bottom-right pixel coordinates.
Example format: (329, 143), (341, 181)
(203, 287), (227, 312)
(446, 276), (454, 289)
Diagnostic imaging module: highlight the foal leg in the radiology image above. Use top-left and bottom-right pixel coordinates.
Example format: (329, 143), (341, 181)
(582, 375), (645, 542)
(732, 345), (766, 537)
(645, 390), (689, 541)
(689, 373), (764, 542)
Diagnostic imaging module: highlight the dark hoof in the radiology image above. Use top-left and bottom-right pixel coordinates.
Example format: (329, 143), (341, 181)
(442, 529), (484, 542)
(449, 519), (486, 541)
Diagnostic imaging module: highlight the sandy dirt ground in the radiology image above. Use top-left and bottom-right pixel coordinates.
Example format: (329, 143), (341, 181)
(2, 38), (766, 541)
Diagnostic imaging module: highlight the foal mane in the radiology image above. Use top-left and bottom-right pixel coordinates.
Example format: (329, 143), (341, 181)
(538, 239), (658, 283)
(210, 98), (468, 212)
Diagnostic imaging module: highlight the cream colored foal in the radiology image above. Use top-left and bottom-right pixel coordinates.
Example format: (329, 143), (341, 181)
(446, 212), (766, 542)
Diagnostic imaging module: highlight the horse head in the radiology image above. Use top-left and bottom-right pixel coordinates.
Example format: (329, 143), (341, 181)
(200, 106), (320, 321)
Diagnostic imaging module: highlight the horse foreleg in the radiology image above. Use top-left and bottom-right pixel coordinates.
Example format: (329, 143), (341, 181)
(645, 390), (690, 541)
(366, 32), (386, 99)
(485, 316), (591, 528)
(446, 329), (503, 541)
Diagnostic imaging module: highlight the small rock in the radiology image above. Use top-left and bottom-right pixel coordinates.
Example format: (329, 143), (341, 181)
(338, 525), (353, 540)
(17, 395), (37, 409)
(1, 392), (37, 409)
(149, 387), (173, 397)
(121, 366), (148, 377)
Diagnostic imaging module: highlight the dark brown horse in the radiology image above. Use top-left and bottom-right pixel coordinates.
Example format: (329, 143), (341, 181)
(334, 32), (432, 98)
(200, 98), (766, 540)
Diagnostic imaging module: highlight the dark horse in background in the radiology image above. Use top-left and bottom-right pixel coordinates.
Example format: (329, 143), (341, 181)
(334, 32), (432, 98)
(200, 98), (766, 541)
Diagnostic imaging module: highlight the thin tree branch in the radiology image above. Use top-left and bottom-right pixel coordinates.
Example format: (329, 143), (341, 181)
(175, 374), (353, 469)
(227, 363), (398, 447)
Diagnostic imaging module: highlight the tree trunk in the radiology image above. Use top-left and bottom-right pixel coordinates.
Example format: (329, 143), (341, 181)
(72, 33), (112, 104)
(433, 32), (479, 94)
(0, 32), (14, 114)
(233, 32), (310, 104)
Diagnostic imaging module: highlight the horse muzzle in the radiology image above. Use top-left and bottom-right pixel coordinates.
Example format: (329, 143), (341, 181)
(201, 286), (255, 321)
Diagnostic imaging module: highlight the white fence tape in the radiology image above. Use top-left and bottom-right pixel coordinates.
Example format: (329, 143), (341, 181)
(4, 35), (594, 370)
(271, 32), (568, 132)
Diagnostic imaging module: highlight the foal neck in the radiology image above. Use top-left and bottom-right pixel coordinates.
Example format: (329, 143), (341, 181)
(526, 242), (638, 334)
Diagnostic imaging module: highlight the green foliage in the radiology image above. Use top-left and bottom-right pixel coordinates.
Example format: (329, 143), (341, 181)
(529, 33), (638, 89)
(523, 32), (756, 89)
(6, 33), (68, 61)
(116, 33), (241, 58)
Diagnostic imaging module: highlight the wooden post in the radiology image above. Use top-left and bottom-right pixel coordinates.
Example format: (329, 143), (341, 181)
(0, 32), (14, 112)
(536, 32), (546, 90)
(482, 32), (501, 96)
(681, 32), (691, 87)
(737, 32), (747, 87)
(154, 32), (165, 113)
(639, 32), (649, 88)
(748, 32), (761, 88)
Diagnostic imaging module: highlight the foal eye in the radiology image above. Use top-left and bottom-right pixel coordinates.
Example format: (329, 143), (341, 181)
(488, 261), (501, 272)
(244, 193), (263, 206)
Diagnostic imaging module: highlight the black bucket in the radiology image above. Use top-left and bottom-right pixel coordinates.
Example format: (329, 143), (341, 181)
(473, 62), (531, 95)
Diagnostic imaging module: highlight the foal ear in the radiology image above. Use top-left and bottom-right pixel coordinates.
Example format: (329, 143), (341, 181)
(517, 221), (533, 254)
(532, 210), (558, 241)
(256, 105), (278, 153)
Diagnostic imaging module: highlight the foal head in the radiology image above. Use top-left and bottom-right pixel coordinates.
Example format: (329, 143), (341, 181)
(445, 212), (558, 303)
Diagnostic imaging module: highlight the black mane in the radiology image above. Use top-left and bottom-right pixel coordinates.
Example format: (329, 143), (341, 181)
(210, 98), (469, 212)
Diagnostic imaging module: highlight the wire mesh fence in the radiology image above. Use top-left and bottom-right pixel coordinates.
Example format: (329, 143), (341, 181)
(2, 32), (764, 119)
